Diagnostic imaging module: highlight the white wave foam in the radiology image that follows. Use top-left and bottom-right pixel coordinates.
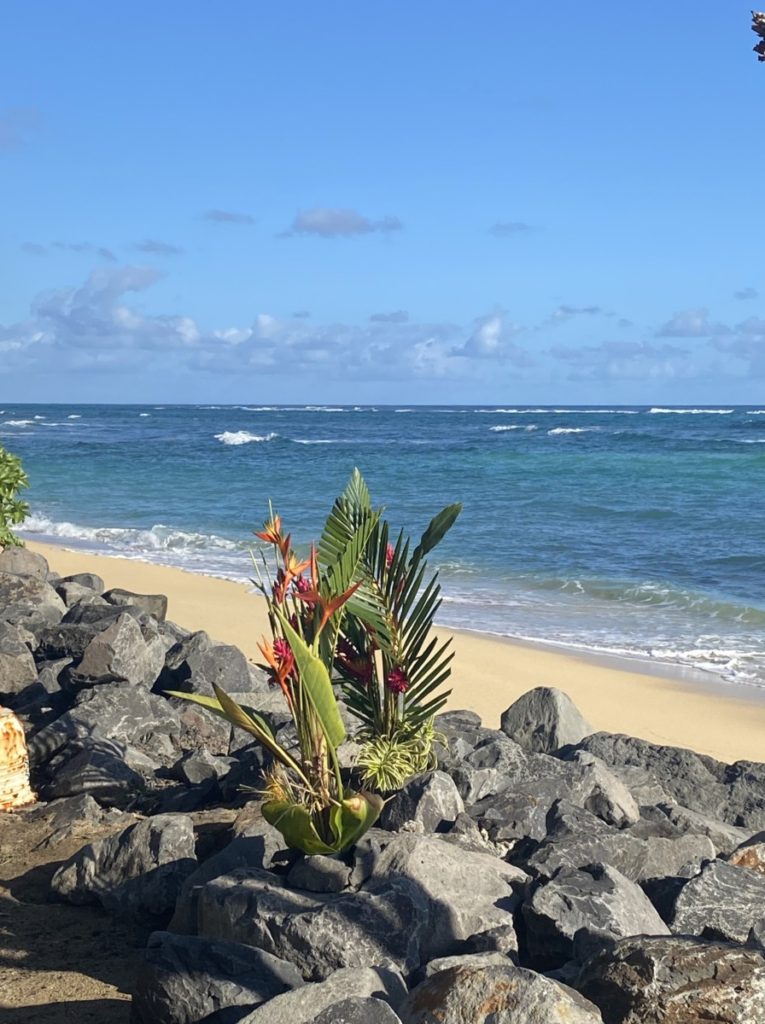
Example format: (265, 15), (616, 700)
(548, 427), (597, 435)
(303, 406), (346, 412)
(21, 513), (242, 553)
(291, 438), (338, 445)
(33, 415), (45, 420)
(747, 410), (765, 415)
(649, 407), (733, 414)
(490, 424), (537, 432)
(737, 439), (765, 444)
(214, 430), (278, 445)
(395, 409), (414, 413)
(3, 419), (35, 426)
(139, 412), (150, 417)
(67, 414), (81, 419)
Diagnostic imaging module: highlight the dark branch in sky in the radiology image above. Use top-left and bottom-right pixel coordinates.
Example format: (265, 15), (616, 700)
(754, 11), (765, 61)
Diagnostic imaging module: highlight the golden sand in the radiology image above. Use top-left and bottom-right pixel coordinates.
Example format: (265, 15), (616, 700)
(27, 540), (765, 764)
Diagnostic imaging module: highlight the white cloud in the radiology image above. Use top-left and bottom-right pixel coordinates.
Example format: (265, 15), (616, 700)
(656, 308), (731, 338)
(283, 207), (402, 238)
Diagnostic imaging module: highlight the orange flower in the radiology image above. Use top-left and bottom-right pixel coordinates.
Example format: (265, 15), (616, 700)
(255, 515), (283, 547)
(297, 581), (362, 634)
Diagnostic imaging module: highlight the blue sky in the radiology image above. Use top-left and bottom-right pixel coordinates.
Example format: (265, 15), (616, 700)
(2, 2), (764, 403)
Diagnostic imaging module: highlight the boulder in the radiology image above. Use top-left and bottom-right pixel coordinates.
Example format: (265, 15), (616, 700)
(0, 546), (49, 579)
(368, 833), (526, 961)
(400, 961), (603, 1023)
(312, 998), (403, 1023)
(197, 870), (430, 980)
(0, 621), (37, 694)
(130, 931), (304, 1024)
(235, 966), (407, 1024)
(652, 803), (750, 856)
(41, 737), (145, 808)
(59, 571), (105, 594)
(157, 631), (265, 698)
(418, 951), (514, 980)
(56, 580), (105, 608)
(173, 748), (233, 786)
(565, 732), (765, 831)
(520, 800), (715, 882)
(287, 855), (351, 894)
(0, 571), (65, 614)
(1, 599), (63, 644)
(500, 687), (594, 754)
(379, 771), (464, 833)
(66, 612), (165, 689)
(104, 587), (168, 622)
(575, 935), (765, 1023)
(51, 813), (197, 927)
(522, 863), (669, 969)
(729, 831), (765, 873)
(670, 860), (765, 943)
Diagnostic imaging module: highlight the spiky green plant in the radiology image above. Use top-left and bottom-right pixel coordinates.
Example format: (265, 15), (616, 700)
(320, 470), (461, 791)
(168, 507), (383, 855)
(0, 445), (29, 549)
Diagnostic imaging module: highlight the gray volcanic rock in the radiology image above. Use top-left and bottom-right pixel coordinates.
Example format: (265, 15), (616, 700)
(173, 748), (233, 786)
(197, 870), (430, 980)
(104, 587), (168, 621)
(369, 833), (526, 961)
(236, 967), (407, 1024)
(0, 546), (49, 579)
(521, 800), (715, 882)
(287, 855), (351, 894)
(59, 571), (105, 594)
(0, 620), (37, 693)
(670, 860), (765, 943)
(379, 771), (464, 833)
(56, 581), (105, 608)
(575, 935), (765, 1023)
(522, 863), (669, 969)
(66, 612), (166, 689)
(51, 813), (197, 926)
(565, 732), (765, 830)
(312, 998), (403, 1023)
(157, 630), (263, 697)
(0, 571), (65, 614)
(400, 961), (603, 1023)
(130, 931), (304, 1024)
(652, 803), (750, 856)
(42, 737), (145, 807)
(1, 599), (63, 644)
(501, 687), (594, 754)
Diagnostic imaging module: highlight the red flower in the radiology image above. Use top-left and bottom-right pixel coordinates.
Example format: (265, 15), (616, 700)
(385, 542), (395, 568)
(294, 575), (311, 594)
(386, 666), (409, 694)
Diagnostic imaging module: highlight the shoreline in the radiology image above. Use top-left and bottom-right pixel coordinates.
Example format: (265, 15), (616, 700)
(25, 538), (765, 764)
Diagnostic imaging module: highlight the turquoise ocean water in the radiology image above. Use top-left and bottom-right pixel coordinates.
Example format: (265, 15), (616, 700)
(3, 403), (764, 691)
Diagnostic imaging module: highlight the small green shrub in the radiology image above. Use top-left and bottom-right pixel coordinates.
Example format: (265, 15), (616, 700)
(0, 445), (29, 548)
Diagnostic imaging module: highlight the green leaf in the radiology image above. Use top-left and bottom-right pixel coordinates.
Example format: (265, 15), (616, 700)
(262, 801), (338, 855)
(278, 613), (346, 749)
(414, 503), (462, 558)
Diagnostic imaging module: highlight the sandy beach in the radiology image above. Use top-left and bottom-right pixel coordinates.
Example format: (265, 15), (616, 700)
(27, 539), (765, 765)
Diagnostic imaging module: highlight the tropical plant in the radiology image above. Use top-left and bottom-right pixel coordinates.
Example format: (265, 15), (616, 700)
(167, 502), (384, 855)
(0, 445), (29, 549)
(320, 470), (461, 791)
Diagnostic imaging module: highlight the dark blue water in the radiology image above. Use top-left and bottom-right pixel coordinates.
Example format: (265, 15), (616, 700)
(3, 403), (764, 689)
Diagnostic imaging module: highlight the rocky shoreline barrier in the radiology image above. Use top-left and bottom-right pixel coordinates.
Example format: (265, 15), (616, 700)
(2, 545), (765, 1023)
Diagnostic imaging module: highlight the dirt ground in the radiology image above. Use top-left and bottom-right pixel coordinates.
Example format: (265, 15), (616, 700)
(0, 810), (141, 1023)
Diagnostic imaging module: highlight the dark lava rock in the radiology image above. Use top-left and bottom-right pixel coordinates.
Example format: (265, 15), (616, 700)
(379, 771), (464, 833)
(104, 586), (168, 622)
(500, 686), (594, 754)
(670, 859), (765, 944)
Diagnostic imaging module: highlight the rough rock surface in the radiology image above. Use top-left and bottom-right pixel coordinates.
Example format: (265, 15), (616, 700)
(0, 570), (65, 614)
(500, 686), (594, 754)
(312, 997), (403, 1023)
(104, 587), (169, 621)
(400, 961), (603, 1023)
(51, 813), (197, 926)
(0, 545), (50, 578)
(379, 770), (464, 832)
(575, 935), (765, 1023)
(236, 966), (408, 1023)
(66, 612), (165, 689)
(197, 870), (430, 980)
(130, 931), (304, 1024)
(670, 859), (765, 943)
(729, 830), (765, 873)
(522, 863), (669, 969)
(0, 620), (37, 693)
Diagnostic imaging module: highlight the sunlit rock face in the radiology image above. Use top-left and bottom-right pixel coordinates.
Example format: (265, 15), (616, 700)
(0, 706), (35, 810)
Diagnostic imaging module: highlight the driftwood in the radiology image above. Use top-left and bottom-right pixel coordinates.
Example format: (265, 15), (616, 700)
(754, 11), (765, 61)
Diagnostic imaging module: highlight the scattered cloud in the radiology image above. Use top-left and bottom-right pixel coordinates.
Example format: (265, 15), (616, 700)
(20, 242), (47, 256)
(51, 241), (117, 261)
(202, 209), (255, 225)
(0, 106), (41, 152)
(292, 310), (311, 319)
(489, 221), (533, 237)
(656, 308), (731, 338)
(451, 312), (530, 364)
(370, 310), (409, 323)
(134, 239), (184, 256)
(282, 207), (402, 238)
(549, 340), (696, 381)
(734, 287), (759, 301)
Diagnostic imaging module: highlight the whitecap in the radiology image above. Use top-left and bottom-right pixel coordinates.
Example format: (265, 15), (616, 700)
(139, 413), (150, 417)
(489, 424), (537, 432)
(67, 414), (81, 419)
(547, 427), (597, 435)
(3, 419), (35, 426)
(214, 430), (278, 445)
(649, 407), (733, 414)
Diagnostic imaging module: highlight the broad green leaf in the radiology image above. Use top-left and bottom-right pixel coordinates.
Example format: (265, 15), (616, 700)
(414, 503), (462, 558)
(278, 613), (346, 749)
(262, 800), (338, 855)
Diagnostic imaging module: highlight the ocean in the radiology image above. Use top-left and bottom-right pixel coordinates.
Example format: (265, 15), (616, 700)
(2, 403), (764, 691)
